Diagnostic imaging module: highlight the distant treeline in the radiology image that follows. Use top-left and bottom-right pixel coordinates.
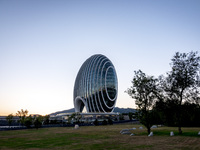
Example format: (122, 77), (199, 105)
(151, 101), (200, 127)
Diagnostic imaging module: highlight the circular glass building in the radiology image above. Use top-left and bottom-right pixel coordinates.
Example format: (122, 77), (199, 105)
(74, 54), (118, 113)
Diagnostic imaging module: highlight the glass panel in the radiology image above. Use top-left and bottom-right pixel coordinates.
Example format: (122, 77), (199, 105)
(106, 67), (117, 100)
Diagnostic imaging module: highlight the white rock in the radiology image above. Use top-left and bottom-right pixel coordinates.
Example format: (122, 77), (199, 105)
(148, 132), (153, 137)
(130, 133), (135, 136)
(120, 129), (129, 133)
(170, 131), (174, 136)
(139, 127), (143, 129)
(121, 131), (131, 135)
(129, 128), (136, 131)
(151, 125), (157, 129)
(74, 124), (79, 129)
(198, 131), (200, 135)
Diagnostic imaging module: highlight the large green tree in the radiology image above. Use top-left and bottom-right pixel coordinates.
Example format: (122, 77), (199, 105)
(164, 51), (200, 134)
(127, 70), (159, 134)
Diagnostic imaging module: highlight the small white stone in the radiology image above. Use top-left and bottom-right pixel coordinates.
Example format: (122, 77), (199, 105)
(170, 131), (174, 136)
(151, 125), (157, 129)
(121, 131), (131, 135)
(74, 124), (79, 129)
(130, 133), (135, 136)
(139, 126), (143, 129)
(198, 131), (200, 135)
(148, 132), (153, 137)
(120, 129), (129, 133)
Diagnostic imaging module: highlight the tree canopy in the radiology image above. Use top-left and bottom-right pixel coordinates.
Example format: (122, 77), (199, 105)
(164, 51), (200, 134)
(127, 51), (200, 134)
(16, 109), (28, 126)
(127, 70), (159, 134)
(6, 114), (13, 126)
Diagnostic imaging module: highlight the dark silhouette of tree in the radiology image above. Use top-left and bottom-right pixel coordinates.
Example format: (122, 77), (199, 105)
(107, 118), (113, 125)
(119, 114), (124, 120)
(162, 51), (200, 134)
(93, 119), (99, 126)
(128, 112), (133, 121)
(6, 114), (13, 127)
(43, 115), (50, 125)
(126, 70), (159, 134)
(34, 117), (42, 129)
(181, 102), (200, 127)
(16, 109), (28, 126)
(153, 99), (178, 126)
(102, 120), (107, 125)
(68, 112), (82, 124)
(24, 115), (33, 128)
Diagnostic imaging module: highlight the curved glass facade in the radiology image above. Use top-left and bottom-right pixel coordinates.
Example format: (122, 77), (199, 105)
(74, 54), (118, 113)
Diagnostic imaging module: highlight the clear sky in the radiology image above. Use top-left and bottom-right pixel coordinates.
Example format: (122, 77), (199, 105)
(0, 0), (200, 116)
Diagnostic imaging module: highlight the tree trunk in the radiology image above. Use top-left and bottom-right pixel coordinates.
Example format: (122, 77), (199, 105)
(178, 126), (182, 134)
(147, 126), (151, 134)
(178, 94), (183, 135)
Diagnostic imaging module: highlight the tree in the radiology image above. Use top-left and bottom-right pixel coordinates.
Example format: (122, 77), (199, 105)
(108, 118), (113, 125)
(119, 114), (124, 120)
(164, 51), (200, 134)
(102, 120), (107, 125)
(128, 112), (133, 121)
(34, 116), (42, 129)
(68, 112), (82, 124)
(126, 70), (159, 134)
(6, 114), (13, 127)
(181, 102), (200, 127)
(24, 115), (33, 128)
(93, 119), (99, 126)
(43, 115), (50, 125)
(16, 109), (28, 126)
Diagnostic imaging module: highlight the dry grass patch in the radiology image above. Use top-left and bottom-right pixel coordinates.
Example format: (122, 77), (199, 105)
(0, 124), (199, 149)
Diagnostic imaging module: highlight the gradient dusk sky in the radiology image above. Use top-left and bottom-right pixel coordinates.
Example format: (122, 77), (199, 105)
(0, 0), (200, 115)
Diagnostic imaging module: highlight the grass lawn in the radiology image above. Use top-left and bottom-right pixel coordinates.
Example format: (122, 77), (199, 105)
(0, 123), (200, 150)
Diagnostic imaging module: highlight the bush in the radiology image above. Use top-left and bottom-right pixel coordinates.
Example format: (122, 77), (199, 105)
(102, 120), (107, 125)
(24, 116), (33, 128)
(93, 119), (99, 126)
(24, 119), (32, 128)
(34, 118), (42, 129)
(108, 118), (113, 125)
(119, 114), (124, 120)
(50, 119), (58, 124)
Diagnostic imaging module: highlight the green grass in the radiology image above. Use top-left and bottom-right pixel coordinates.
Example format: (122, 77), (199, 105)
(152, 126), (200, 137)
(0, 124), (200, 150)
